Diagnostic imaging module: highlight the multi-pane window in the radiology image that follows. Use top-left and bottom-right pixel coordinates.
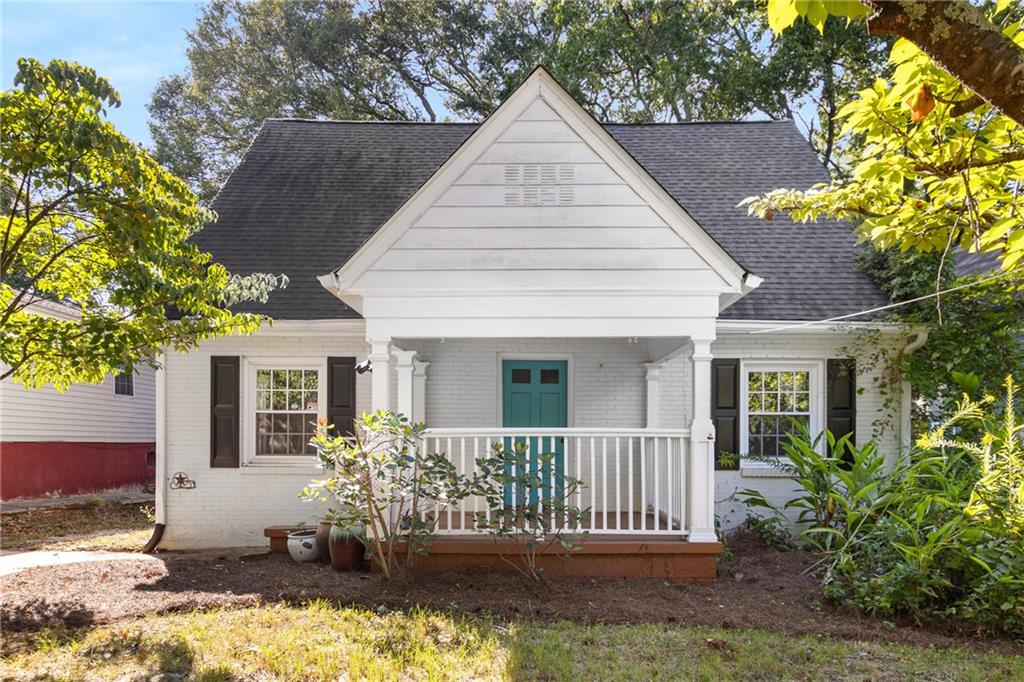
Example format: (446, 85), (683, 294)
(114, 372), (134, 396)
(746, 370), (811, 457)
(255, 369), (319, 456)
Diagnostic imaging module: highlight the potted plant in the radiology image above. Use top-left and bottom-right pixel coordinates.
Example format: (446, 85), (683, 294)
(328, 524), (365, 571)
(315, 518), (332, 562)
(286, 528), (320, 563)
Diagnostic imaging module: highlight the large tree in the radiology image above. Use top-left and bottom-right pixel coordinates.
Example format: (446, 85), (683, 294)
(766, 0), (1024, 126)
(746, 1), (1023, 272)
(1, 59), (285, 389)
(149, 0), (892, 199)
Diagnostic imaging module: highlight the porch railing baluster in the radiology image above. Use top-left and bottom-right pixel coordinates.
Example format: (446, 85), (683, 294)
(622, 436), (630, 532)
(420, 428), (691, 537)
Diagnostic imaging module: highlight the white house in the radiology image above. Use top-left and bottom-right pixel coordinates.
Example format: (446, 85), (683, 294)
(154, 68), (920, 578)
(1, 299), (156, 499)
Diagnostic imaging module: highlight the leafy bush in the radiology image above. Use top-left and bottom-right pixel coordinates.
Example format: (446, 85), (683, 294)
(737, 377), (1024, 637)
(472, 441), (589, 581)
(301, 411), (473, 579)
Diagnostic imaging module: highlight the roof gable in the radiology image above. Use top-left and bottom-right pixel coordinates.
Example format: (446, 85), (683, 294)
(321, 68), (749, 311)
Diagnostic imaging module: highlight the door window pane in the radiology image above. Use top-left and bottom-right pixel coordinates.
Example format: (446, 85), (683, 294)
(511, 368), (531, 383)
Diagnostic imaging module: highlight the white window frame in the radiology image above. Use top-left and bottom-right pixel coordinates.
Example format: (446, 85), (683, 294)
(240, 356), (327, 467)
(739, 360), (826, 466)
(113, 371), (134, 397)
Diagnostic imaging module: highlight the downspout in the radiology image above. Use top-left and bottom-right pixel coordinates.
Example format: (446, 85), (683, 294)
(898, 328), (929, 455)
(143, 350), (168, 553)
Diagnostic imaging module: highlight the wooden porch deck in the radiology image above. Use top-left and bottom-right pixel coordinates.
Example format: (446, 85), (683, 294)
(403, 534), (720, 581)
(265, 523), (721, 581)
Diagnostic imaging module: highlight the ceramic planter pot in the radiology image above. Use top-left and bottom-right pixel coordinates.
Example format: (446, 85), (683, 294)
(286, 529), (320, 563)
(328, 526), (365, 571)
(315, 520), (332, 562)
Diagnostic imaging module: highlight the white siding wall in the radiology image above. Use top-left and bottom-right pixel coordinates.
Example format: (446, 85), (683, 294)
(160, 332), (371, 549)
(1, 367), (155, 442)
(1, 298), (156, 443)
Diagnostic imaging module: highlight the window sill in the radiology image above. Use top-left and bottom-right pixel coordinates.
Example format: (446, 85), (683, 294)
(240, 462), (325, 476)
(740, 465), (795, 479)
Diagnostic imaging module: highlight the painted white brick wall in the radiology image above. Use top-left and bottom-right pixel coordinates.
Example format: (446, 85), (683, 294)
(161, 332), (370, 549)
(707, 330), (902, 530)
(162, 326), (904, 547)
(400, 337), (650, 428)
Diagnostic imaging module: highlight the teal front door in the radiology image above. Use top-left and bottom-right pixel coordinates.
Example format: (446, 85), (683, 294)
(502, 360), (568, 506)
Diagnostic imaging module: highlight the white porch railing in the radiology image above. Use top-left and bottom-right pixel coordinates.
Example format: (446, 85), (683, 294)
(420, 428), (691, 536)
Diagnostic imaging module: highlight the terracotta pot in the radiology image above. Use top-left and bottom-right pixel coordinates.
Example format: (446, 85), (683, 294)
(315, 520), (332, 563)
(328, 526), (365, 571)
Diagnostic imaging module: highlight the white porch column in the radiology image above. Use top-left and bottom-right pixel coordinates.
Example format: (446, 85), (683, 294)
(412, 359), (429, 425)
(643, 362), (662, 428)
(393, 349), (417, 419)
(369, 338), (392, 412)
(688, 338), (717, 543)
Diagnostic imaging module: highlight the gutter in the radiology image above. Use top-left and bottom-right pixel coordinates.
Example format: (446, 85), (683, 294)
(143, 350), (168, 554)
(898, 328), (930, 454)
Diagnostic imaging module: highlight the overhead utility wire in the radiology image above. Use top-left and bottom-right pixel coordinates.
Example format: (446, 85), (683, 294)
(751, 270), (1015, 334)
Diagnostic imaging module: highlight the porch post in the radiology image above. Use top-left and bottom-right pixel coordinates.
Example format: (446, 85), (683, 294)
(394, 349), (417, 419)
(643, 363), (662, 428)
(369, 338), (392, 412)
(688, 338), (717, 543)
(412, 359), (429, 425)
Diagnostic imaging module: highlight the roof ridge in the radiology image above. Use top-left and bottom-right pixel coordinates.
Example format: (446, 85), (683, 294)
(264, 117), (794, 127)
(265, 118), (477, 126)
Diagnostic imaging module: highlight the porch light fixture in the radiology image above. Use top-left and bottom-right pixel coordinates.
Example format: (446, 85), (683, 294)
(355, 359), (372, 374)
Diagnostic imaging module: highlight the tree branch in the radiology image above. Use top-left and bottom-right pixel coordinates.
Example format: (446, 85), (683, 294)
(862, 0), (1024, 126)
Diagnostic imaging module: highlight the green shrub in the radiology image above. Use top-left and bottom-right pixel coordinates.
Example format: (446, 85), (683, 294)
(737, 377), (1024, 637)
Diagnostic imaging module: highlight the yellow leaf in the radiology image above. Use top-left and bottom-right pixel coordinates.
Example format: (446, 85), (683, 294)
(806, 0), (828, 33)
(767, 0), (800, 34)
(906, 84), (935, 123)
(889, 38), (920, 66)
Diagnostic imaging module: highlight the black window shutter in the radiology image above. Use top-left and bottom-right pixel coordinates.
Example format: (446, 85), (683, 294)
(210, 356), (240, 468)
(327, 357), (357, 437)
(827, 358), (857, 455)
(711, 358), (740, 470)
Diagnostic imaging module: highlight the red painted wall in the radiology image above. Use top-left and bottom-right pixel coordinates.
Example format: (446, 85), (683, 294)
(0, 442), (155, 500)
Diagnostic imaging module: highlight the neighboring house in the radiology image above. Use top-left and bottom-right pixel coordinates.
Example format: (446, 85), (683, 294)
(1, 300), (156, 500)
(156, 68), (919, 578)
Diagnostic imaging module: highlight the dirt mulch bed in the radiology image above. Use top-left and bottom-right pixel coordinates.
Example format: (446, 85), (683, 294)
(1, 531), (1019, 655)
(0, 502), (151, 550)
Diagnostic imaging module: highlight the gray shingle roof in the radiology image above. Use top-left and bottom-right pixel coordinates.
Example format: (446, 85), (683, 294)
(196, 118), (886, 321)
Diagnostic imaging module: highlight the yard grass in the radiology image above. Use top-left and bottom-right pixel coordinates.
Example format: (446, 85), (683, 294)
(0, 501), (152, 551)
(2, 602), (1020, 681)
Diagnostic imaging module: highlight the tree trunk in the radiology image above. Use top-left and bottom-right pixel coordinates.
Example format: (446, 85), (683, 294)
(862, 0), (1024, 126)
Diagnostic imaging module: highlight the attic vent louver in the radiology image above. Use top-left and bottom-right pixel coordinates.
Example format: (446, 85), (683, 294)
(504, 164), (575, 206)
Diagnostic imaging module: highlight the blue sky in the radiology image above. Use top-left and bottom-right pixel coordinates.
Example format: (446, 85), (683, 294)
(2, 1), (201, 145)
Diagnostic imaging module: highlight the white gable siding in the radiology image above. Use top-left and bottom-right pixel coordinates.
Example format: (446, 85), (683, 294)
(353, 98), (725, 296)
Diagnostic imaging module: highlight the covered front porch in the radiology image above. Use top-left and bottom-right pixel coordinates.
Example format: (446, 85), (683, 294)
(366, 334), (721, 568)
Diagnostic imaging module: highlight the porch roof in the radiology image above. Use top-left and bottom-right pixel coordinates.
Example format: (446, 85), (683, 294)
(194, 119), (886, 322)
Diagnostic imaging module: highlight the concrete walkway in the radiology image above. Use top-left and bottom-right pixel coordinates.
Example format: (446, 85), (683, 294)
(0, 549), (161, 577)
